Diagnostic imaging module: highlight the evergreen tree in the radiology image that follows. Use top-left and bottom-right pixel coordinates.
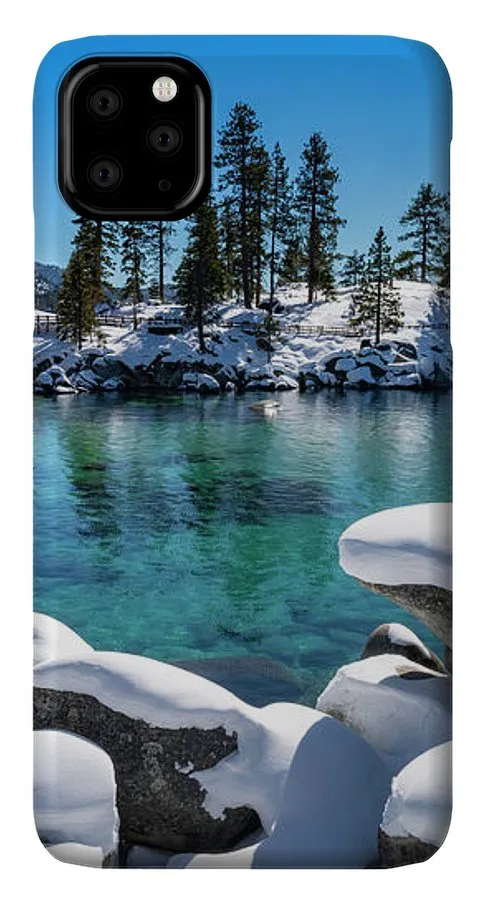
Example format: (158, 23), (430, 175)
(295, 132), (345, 303)
(56, 217), (117, 347)
(279, 234), (306, 285)
(145, 220), (175, 302)
(348, 226), (404, 343)
(215, 102), (266, 309)
(120, 223), (148, 329)
(393, 248), (419, 281)
(174, 197), (224, 352)
(219, 199), (241, 300)
(57, 249), (96, 349)
(268, 142), (295, 301)
(340, 250), (366, 287)
(398, 183), (449, 282)
(247, 144), (270, 306)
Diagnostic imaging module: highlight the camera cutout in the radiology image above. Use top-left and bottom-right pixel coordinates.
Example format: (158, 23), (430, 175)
(58, 57), (211, 220)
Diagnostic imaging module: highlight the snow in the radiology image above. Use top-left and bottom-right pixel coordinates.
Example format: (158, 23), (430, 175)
(46, 843), (105, 867)
(34, 280), (450, 396)
(346, 365), (376, 385)
(316, 654), (451, 775)
(385, 622), (434, 650)
(381, 742), (452, 848)
(34, 730), (119, 859)
(34, 612), (93, 667)
(339, 503), (452, 590)
(169, 713), (390, 869)
(34, 650), (389, 866)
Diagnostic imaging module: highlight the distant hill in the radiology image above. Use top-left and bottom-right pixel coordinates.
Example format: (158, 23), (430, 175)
(35, 262), (63, 311)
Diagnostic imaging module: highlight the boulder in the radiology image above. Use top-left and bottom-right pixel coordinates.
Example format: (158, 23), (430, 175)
(316, 654), (451, 775)
(74, 368), (103, 391)
(34, 652), (261, 852)
(379, 742), (452, 866)
(275, 376), (298, 391)
(361, 623), (446, 673)
(339, 504), (452, 649)
(346, 365), (377, 387)
(196, 374), (221, 394)
(335, 357), (357, 374)
(102, 377), (124, 392)
(34, 729), (119, 867)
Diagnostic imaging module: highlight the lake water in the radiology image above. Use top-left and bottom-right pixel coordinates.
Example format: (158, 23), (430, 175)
(34, 390), (451, 706)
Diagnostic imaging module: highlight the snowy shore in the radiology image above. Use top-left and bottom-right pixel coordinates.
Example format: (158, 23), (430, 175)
(33, 502), (452, 869)
(34, 281), (451, 396)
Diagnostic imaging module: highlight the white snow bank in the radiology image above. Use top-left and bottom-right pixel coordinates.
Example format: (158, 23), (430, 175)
(34, 613), (93, 667)
(46, 843), (105, 867)
(339, 503), (451, 590)
(34, 649), (388, 864)
(170, 714), (390, 869)
(34, 730), (119, 859)
(316, 654), (451, 775)
(381, 742), (452, 848)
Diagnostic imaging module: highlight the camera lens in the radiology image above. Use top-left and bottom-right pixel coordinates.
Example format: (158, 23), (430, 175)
(88, 87), (122, 119)
(88, 158), (122, 191)
(148, 123), (182, 155)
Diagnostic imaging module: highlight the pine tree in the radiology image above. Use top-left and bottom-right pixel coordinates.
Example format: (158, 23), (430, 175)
(340, 250), (366, 287)
(72, 218), (118, 308)
(120, 223), (148, 329)
(398, 183), (449, 282)
(295, 132), (345, 303)
(215, 102), (266, 309)
(174, 197), (224, 352)
(348, 226), (404, 344)
(56, 217), (117, 348)
(247, 144), (270, 306)
(145, 221), (175, 302)
(57, 249), (96, 349)
(268, 142), (295, 301)
(279, 235), (305, 285)
(219, 199), (241, 300)
(393, 248), (419, 281)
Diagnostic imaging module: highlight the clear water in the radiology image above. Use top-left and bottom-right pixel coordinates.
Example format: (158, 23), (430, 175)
(34, 390), (451, 706)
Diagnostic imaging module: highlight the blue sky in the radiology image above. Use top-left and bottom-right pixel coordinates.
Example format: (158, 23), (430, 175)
(34, 35), (451, 283)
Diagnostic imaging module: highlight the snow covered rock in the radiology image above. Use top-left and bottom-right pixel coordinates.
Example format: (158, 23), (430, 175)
(35, 370), (54, 389)
(74, 368), (103, 391)
(379, 742), (452, 866)
(316, 654), (451, 775)
(346, 365), (377, 387)
(196, 374), (220, 394)
(275, 375), (298, 391)
(34, 730), (119, 867)
(335, 357), (357, 374)
(169, 712), (390, 869)
(33, 652), (261, 851)
(102, 377), (124, 392)
(34, 613), (94, 667)
(361, 623), (446, 674)
(339, 504), (452, 647)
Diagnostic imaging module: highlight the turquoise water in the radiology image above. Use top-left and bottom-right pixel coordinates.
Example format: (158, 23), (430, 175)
(34, 390), (451, 705)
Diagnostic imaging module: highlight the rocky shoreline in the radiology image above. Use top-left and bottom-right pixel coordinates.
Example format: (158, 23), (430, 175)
(34, 335), (451, 397)
(33, 503), (452, 869)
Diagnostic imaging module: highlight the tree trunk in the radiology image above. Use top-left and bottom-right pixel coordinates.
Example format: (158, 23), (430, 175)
(159, 223), (164, 301)
(308, 157), (318, 304)
(421, 214), (428, 282)
(195, 263), (205, 352)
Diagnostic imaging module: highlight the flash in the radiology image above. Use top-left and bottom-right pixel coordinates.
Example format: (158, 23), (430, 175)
(152, 75), (178, 103)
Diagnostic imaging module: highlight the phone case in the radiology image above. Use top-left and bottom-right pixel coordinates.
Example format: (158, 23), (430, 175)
(33, 35), (452, 869)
